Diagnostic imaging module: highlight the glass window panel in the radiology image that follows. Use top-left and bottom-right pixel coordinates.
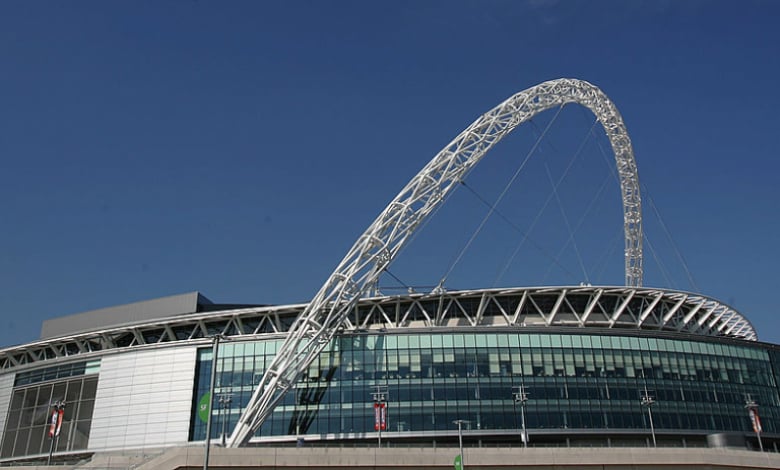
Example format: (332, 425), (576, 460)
(1, 430), (16, 458)
(5, 407), (21, 430)
(35, 385), (52, 407)
(511, 354), (523, 375)
(84, 360), (101, 375)
(81, 378), (98, 399)
(410, 354), (421, 373)
(52, 383), (66, 402)
(27, 427), (45, 455)
(489, 353), (500, 374)
(9, 391), (23, 411)
(13, 428), (29, 457)
(452, 335), (464, 348)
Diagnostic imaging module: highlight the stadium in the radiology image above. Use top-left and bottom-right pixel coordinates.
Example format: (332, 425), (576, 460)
(1, 79), (778, 469)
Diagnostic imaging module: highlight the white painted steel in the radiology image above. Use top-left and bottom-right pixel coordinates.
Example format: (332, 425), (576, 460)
(228, 78), (644, 446)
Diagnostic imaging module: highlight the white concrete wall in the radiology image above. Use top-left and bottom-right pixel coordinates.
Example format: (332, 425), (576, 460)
(0, 372), (15, 439)
(88, 346), (197, 451)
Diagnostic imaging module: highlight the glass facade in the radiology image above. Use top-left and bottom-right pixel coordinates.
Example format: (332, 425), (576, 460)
(190, 330), (779, 444)
(1, 360), (100, 458)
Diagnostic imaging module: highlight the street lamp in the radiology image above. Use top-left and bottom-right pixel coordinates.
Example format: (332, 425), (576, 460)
(219, 392), (234, 447)
(371, 385), (388, 448)
(512, 385), (529, 448)
(745, 395), (764, 452)
(204, 333), (225, 470)
(452, 419), (470, 470)
(640, 387), (657, 448)
(46, 400), (66, 466)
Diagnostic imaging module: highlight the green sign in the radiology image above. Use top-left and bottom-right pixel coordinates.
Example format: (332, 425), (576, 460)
(198, 392), (211, 423)
(453, 454), (463, 470)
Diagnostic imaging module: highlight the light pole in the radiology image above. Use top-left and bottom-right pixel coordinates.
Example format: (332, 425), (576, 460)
(219, 392), (233, 447)
(640, 387), (657, 448)
(453, 419), (470, 470)
(204, 333), (225, 470)
(371, 385), (388, 448)
(745, 395), (764, 452)
(512, 385), (529, 448)
(46, 400), (66, 466)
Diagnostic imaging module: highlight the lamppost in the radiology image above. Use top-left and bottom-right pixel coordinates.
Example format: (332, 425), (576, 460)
(219, 392), (233, 447)
(512, 385), (529, 448)
(640, 387), (657, 448)
(46, 400), (66, 466)
(204, 333), (225, 470)
(371, 385), (388, 448)
(452, 419), (470, 470)
(745, 395), (764, 452)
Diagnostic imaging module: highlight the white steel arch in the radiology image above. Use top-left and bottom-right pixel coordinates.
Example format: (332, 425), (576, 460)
(228, 78), (643, 446)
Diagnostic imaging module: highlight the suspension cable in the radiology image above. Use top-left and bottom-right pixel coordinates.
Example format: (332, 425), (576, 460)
(544, 162), (589, 282)
(643, 186), (700, 292)
(588, 226), (623, 285)
(459, 180), (579, 280)
(383, 268), (413, 291)
(436, 104), (567, 290)
(541, 168), (614, 283)
(644, 234), (675, 288)
(493, 115), (600, 286)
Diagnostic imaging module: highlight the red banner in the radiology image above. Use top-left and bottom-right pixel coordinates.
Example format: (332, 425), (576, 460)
(749, 408), (762, 433)
(374, 403), (387, 431)
(48, 409), (58, 438)
(55, 408), (64, 437)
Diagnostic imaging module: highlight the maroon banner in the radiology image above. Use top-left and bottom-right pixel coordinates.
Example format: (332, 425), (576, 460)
(55, 408), (64, 437)
(48, 409), (58, 438)
(749, 408), (762, 433)
(374, 403), (387, 431)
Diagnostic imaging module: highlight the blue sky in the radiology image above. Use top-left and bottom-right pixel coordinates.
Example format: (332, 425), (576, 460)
(1, 1), (779, 348)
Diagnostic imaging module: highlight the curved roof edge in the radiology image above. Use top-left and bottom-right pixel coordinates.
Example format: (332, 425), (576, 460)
(0, 286), (756, 372)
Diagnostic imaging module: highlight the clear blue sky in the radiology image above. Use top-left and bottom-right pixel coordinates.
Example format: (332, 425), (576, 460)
(1, 1), (779, 348)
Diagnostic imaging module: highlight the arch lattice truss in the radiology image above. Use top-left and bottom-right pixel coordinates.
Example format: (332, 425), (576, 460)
(228, 78), (643, 446)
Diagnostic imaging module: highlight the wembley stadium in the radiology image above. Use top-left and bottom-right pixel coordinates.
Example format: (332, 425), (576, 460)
(1, 79), (778, 469)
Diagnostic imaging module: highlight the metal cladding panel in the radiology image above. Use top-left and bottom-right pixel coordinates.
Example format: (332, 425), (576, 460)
(40, 292), (207, 340)
(0, 373), (14, 439)
(88, 346), (197, 451)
